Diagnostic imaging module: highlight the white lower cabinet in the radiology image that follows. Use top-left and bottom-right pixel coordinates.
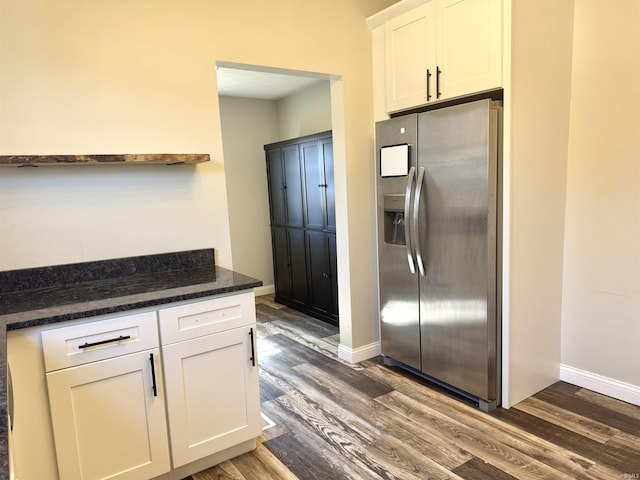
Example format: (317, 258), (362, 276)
(28, 291), (261, 480)
(45, 349), (171, 480)
(158, 292), (262, 469)
(162, 325), (261, 467)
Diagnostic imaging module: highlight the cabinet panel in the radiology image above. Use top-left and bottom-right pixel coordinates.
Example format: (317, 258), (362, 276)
(385, 2), (436, 112)
(436, 0), (502, 98)
(162, 326), (261, 468)
(46, 349), (170, 480)
(266, 148), (287, 226)
(271, 226), (293, 300)
(41, 311), (158, 371)
(301, 140), (325, 230)
(306, 231), (338, 319)
(283, 145), (304, 227)
(288, 228), (309, 306)
(322, 139), (336, 232)
(158, 292), (255, 345)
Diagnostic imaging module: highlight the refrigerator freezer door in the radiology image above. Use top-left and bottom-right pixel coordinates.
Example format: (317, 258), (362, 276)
(417, 100), (499, 402)
(376, 114), (421, 370)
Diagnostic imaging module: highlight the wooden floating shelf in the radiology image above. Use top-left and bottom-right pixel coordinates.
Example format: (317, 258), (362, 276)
(0, 154), (210, 167)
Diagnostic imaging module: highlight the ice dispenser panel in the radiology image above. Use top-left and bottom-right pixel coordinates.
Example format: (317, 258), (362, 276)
(383, 195), (406, 245)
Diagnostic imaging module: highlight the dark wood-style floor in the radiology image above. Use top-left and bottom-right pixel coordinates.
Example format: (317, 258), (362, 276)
(188, 297), (640, 480)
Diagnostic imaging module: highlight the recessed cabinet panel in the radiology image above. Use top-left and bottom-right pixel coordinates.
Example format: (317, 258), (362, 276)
(436, 0), (502, 98)
(162, 326), (261, 468)
(46, 349), (170, 480)
(283, 145), (304, 227)
(158, 292), (255, 344)
(322, 139), (336, 232)
(385, 2), (436, 112)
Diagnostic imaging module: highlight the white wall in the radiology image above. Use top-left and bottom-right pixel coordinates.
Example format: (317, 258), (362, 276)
(561, 1), (640, 404)
(0, 0), (397, 356)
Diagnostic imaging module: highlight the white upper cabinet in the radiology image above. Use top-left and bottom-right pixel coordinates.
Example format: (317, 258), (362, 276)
(382, 0), (502, 112)
(385, 2), (437, 112)
(436, 0), (502, 99)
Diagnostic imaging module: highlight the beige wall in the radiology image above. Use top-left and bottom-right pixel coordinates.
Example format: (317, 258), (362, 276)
(561, 1), (640, 398)
(0, 0), (396, 354)
(219, 96), (279, 290)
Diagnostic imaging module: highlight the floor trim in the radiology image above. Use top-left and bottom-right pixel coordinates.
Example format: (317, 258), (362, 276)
(560, 363), (640, 406)
(338, 341), (381, 364)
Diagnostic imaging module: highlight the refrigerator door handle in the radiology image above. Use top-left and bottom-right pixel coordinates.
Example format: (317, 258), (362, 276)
(413, 166), (426, 276)
(404, 166), (416, 274)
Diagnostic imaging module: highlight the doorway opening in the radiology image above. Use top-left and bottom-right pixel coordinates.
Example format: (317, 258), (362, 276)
(215, 61), (345, 329)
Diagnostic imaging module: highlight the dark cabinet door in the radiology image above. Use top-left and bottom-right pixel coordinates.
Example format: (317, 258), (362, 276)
(266, 148), (287, 226)
(306, 230), (336, 318)
(283, 145), (304, 228)
(301, 140), (325, 230)
(271, 226), (292, 300)
(322, 139), (336, 232)
(288, 228), (308, 306)
(328, 233), (338, 316)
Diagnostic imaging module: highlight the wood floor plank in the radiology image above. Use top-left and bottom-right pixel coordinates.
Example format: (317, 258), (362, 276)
(191, 459), (246, 480)
(377, 390), (576, 480)
(536, 382), (640, 436)
(261, 357), (464, 479)
(491, 405), (640, 474)
(452, 456), (520, 480)
(363, 364), (597, 478)
(575, 387), (640, 421)
(513, 396), (618, 443)
(297, 361), (473, 470)
(261, 399), (379, 480)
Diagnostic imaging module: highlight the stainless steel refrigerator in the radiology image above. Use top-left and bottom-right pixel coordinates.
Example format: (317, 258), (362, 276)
(376, 99), (502, 411)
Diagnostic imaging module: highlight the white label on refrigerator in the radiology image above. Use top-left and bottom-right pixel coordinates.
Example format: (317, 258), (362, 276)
(380, 144), (409, 177)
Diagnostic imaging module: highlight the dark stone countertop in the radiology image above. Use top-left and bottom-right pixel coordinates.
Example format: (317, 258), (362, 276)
(0, 249), (262, 480)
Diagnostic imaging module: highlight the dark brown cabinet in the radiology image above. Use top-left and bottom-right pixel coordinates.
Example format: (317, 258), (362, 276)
(265, 131), (338, 326)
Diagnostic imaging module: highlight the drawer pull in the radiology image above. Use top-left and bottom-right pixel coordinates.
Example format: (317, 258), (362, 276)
(150, 353), (158, 397)
(249, 328), (256, 367)
(78, 335), (131, 350)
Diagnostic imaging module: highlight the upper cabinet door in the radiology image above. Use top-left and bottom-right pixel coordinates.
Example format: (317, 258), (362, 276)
(436, 0), (502, 99)
(380, 0), (502, 113)
(385, 2), (436, 112)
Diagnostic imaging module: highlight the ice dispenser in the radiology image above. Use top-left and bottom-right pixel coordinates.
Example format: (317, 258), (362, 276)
(383, 195), (407, 245)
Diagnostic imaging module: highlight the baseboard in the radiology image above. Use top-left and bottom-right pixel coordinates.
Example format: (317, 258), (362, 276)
(560, 364), (640, 406)
(338, 341), (381, 364)
(254, 284), (275, 297)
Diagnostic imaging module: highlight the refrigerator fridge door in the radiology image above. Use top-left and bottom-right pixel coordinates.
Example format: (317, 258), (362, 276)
(376, 114), (421, 371)
(417, 99), (499, 403)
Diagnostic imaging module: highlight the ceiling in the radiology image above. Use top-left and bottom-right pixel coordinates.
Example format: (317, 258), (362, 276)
(216, 67), (326, 100)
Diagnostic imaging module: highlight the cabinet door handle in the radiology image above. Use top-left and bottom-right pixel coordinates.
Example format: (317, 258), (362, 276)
(436, 66), (442, 99)
(318, 183), (328, 188)
(78, 335), (131, 349)
(149, 353), (158, 397)
(249, 327), (256, 367)
(426, 69), (432, 101)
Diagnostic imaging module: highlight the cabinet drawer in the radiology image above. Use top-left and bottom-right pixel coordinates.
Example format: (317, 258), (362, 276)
(42, 311), (159, 372)
(158, 292), (256, 345)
